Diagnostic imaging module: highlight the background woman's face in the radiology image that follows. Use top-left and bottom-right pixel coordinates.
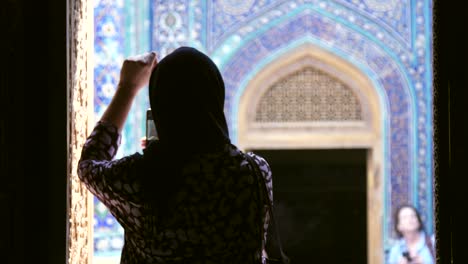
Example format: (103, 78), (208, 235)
(397, 207), (420, 234)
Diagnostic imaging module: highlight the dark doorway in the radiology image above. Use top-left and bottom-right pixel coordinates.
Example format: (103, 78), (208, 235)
(252, 149), (367, 264)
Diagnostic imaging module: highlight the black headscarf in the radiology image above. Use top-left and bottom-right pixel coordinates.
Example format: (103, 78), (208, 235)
(148, 46), (230, 150)
(141, 47), (231, 211)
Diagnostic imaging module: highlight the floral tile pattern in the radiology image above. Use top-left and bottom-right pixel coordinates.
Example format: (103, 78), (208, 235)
(94, 0), (433, 258)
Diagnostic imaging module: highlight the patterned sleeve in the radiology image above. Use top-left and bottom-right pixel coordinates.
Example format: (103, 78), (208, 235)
(248, 153), (273, 252)
(77, 121), (144, 212)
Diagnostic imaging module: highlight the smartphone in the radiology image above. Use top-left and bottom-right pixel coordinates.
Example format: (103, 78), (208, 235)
(146, 108), (158, 142)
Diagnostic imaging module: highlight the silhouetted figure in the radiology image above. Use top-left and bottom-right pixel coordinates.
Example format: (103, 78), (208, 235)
(78, 47), (273, 263)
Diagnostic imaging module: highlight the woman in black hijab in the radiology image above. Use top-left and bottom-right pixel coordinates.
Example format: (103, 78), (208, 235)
(78, 47), (273, 263)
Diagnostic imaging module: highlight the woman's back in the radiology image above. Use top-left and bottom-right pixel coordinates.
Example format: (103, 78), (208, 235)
(79, 129), (271, 263)
(125, 145), (271, 263)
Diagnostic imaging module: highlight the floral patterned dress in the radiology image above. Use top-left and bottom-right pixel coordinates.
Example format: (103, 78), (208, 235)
(78, 121), (272, 264)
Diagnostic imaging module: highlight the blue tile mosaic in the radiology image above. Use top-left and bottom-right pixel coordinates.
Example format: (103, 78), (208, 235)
(93, 0), (433, 258)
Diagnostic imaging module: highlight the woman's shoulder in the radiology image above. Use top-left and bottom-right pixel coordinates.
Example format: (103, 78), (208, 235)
(386, 238), (405, 263)
(245, 151), (271, 170)
(201, 143), (272, 175)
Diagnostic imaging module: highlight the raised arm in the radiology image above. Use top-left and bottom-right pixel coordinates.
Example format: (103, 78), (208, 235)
(100, 52), (158, 132)
(77, 52), (158, 210)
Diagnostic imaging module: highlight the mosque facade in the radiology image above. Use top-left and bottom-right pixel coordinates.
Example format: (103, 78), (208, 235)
(92, 0), (433, 262)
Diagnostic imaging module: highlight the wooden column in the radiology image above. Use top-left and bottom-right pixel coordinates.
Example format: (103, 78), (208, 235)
(67, 0), (94, 263)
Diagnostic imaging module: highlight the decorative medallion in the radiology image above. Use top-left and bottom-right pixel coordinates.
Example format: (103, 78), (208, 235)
(219, 0), (255, 15)
(363, 0), (399, 12)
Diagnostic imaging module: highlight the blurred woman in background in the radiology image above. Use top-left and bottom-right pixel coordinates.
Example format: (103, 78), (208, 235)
(387, 204), (435, 264)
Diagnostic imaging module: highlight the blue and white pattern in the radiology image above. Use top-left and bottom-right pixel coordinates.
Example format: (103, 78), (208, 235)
(94, 0), (126, 258)
(94, 0), (433, 258)
(94, 0), (151, 258)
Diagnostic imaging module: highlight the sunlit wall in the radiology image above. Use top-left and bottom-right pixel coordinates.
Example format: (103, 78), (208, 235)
(93, 0), (433, 261)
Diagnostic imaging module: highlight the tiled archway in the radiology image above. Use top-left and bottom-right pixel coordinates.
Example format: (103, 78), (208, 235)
(237, 44), (384, 263)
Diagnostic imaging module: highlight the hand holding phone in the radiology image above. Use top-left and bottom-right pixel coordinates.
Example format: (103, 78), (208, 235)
(146, 108), (158, 142)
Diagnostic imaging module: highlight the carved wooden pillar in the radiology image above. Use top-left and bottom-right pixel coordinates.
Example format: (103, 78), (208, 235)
(67, 0), (94, 263)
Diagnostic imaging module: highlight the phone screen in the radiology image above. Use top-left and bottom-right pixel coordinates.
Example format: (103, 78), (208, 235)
(146, 109), (158, 141)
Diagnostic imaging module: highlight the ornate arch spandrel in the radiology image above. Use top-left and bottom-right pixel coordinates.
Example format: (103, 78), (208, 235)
(237, 44), (384, 264)
(238, 44), (382, 150)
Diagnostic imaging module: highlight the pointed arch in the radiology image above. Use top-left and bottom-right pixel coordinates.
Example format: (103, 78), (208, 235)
(236, 42), (385, 264)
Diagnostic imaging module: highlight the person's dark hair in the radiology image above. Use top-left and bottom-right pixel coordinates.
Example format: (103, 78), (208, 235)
(393, 204), (425, 238)
(148, 46), (230, 151)
(140, 46), (231, 216)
